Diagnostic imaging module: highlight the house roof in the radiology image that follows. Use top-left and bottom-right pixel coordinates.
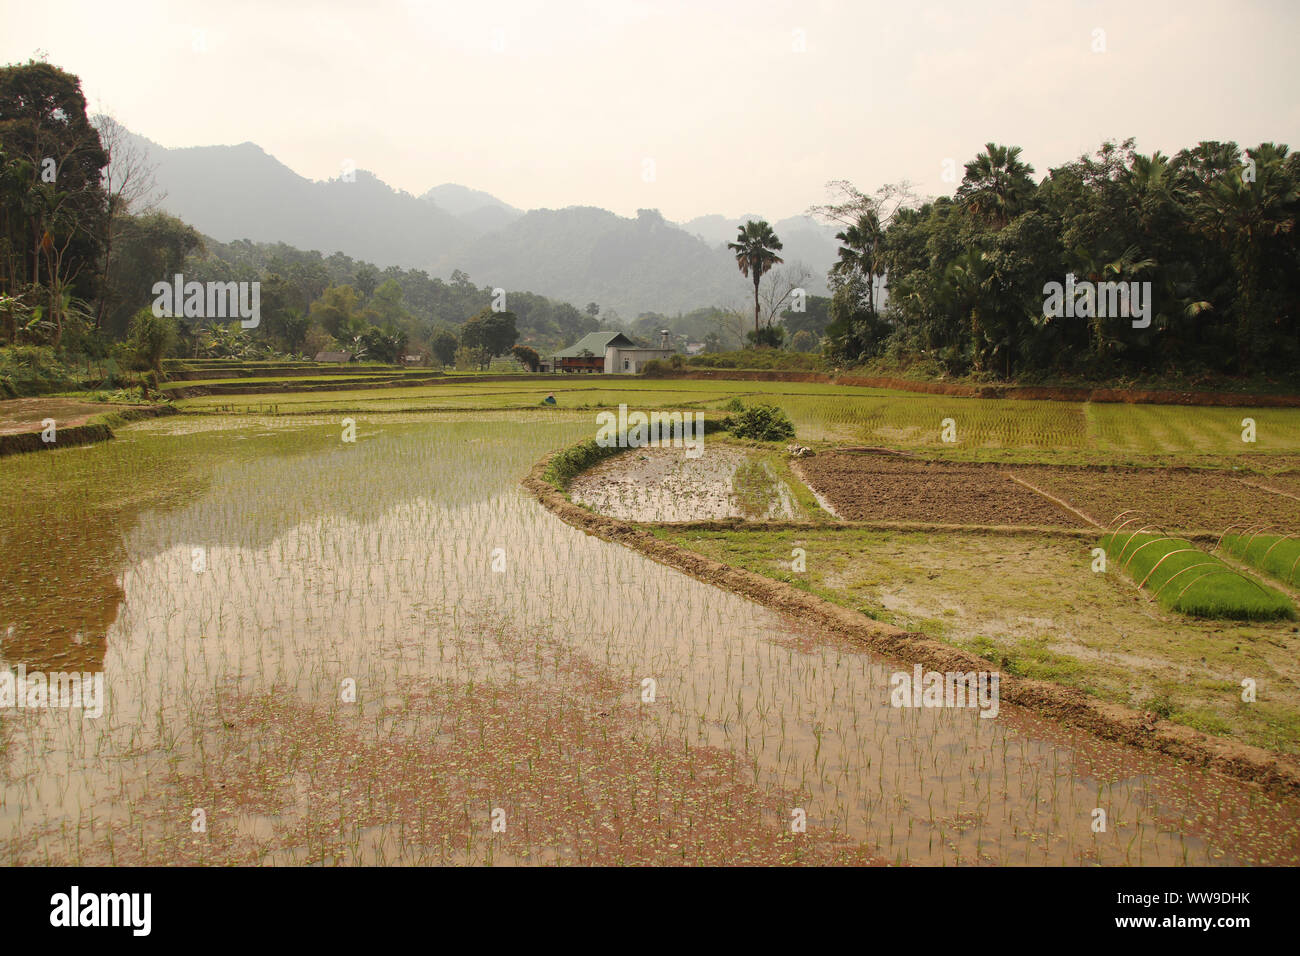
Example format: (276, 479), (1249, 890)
(553, 331), (636, 358)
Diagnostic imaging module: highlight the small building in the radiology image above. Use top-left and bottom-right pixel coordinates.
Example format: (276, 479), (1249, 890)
(551, 331), (674, 374)
(315, 351), (353, 364)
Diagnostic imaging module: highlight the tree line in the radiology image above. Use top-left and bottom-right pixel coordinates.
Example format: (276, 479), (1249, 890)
(0, 60), (601, 380)
(814, 140), (1299, 380)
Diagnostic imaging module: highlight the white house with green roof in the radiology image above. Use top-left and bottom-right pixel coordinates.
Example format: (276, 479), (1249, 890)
(549, 330), (674, 374)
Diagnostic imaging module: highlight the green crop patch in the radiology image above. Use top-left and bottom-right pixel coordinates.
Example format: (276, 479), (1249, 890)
(1101, 531), (1296, 620)
(1220, 532), (1300, 589)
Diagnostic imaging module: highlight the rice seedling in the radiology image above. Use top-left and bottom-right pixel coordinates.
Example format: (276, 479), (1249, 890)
(1, 380), (1298, 868)
(1218, 530), (1300, 589)
(1101, 529), (1296, 620)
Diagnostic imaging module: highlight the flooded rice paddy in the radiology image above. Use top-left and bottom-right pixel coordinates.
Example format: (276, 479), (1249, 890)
(569, 445), (800, 522)
(1, 413), (1298, 865)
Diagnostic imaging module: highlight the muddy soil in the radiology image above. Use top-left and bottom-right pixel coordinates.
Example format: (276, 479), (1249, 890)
(798, 452), (1081, 526)
(569, 445), (798, 521)
(0, 397), (139, 435)
(1017, 465), (1300, 533)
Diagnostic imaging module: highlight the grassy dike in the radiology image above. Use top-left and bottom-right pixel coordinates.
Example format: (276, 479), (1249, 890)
(0, 404), (178, 457)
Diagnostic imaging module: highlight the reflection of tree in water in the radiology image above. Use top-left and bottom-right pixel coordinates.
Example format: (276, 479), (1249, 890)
(1, 508), (130, 673)
(2, 418), (580, 675)
(0, 436), (213, 673)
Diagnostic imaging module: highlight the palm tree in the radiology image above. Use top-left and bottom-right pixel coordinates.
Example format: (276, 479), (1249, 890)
(728, 220), (784, 338)
(957, 143), (1037, 229)
(941, 249), (995, 372)
(1123, 152), (1177, 228)
(1193, 143), (1297, 369)
(832, 210), (885, 319)
(1071, 244), (1158, 358)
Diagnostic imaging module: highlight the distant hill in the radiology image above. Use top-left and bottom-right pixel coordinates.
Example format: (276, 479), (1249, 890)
(679, 213), (764, 246)
(117, 128), (476, 270)
(445, 207), (745, 319)
(114, 126), (835, 319)
(421, 183), (524, 233)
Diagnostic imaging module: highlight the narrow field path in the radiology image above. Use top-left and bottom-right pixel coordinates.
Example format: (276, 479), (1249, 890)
(1003, 472), (1104, 529)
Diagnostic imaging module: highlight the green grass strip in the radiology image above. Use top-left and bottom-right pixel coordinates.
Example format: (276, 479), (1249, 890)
(1220, 532), (1300, 590)
(1101, 531), (1296, 620)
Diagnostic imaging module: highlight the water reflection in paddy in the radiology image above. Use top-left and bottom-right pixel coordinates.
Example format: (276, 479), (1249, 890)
(0, 414), (1295, 864)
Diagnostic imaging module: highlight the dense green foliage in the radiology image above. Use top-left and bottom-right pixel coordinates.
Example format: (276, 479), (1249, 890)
(543, 437), (623, 488)
(821, 140), (1300, 380)
(0, 61), (108, 348)
(124, 307), (176, 372)
(687, 350), (826, 371)
(191, 239), (596, 356)
(0, 344), (80, 396)
(724, 402), (796, 442)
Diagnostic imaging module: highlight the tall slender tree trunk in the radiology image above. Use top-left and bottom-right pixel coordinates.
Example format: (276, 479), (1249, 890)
(753, 272), (761, 338)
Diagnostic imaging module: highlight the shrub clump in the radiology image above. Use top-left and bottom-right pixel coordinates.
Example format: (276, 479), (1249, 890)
(724, 402), (795, 442)
(0, 345), (80, 397)
(543, 438), (625, 488)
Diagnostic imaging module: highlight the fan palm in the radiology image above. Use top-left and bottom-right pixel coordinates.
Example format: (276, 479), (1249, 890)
(1193, 143), (1297, 367)
(957, 143), (1037, 229)
(728, 220), (784, 338)
(832, 210), (885, 318)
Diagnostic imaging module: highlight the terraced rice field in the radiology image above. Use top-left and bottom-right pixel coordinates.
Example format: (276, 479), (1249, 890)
(4, 378), (1299, 867)
(173, 378), (1300, 460)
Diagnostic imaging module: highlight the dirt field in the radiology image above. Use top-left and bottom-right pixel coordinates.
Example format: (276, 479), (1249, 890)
(1016, 465), (1300, 532)
(0, 397), (126, 435)
(789, 450), (1299, 533)
(796, 452), (1081, 526)
(1253, 471), (1300, 500)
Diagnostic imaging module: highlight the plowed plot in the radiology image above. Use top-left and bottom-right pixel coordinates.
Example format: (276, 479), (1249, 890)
(1256, 471), (1300, 499)
(1017, 466), (1300, 532)
(797, 452), (1079, 526)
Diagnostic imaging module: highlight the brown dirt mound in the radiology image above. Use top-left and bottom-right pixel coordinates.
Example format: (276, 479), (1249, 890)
(798, 452), (1082, 527)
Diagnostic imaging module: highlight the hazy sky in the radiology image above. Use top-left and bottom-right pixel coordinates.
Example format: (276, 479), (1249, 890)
(5, 0), (1298, 222)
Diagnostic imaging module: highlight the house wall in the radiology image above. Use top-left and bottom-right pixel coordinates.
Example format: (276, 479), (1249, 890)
(604, 348), (674, 374)
(557, 356), (604, 372)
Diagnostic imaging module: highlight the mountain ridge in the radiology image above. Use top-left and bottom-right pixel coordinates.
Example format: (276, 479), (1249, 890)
(111, 125), (835, 318)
